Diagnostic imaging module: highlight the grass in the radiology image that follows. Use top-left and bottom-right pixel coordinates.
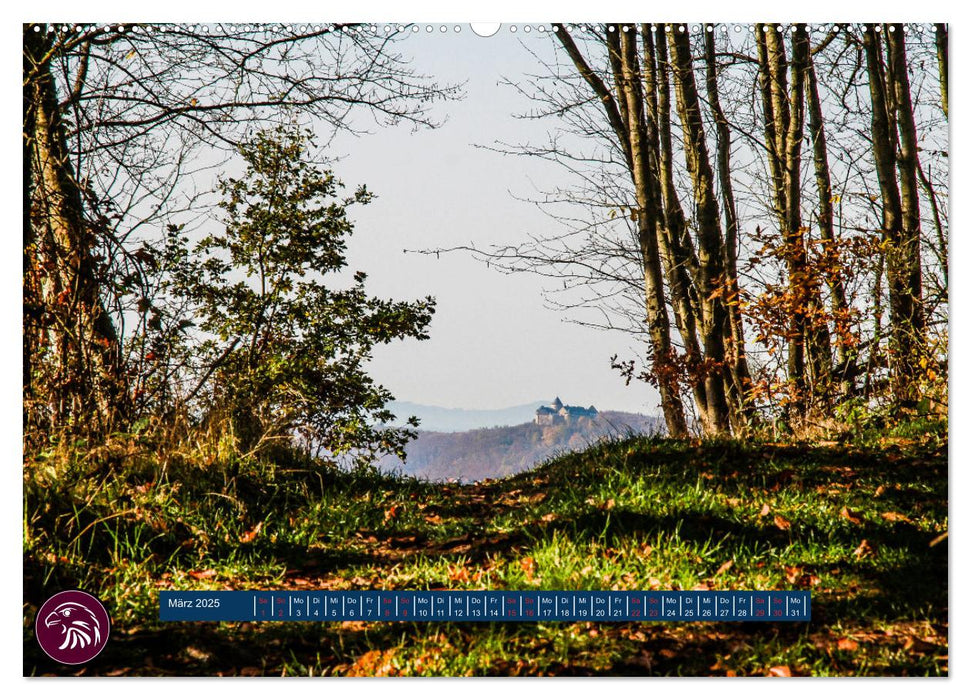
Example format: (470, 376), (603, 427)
(23, 428), (947, 676)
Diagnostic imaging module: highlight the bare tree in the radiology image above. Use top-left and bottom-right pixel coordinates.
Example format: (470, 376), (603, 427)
(23, 22), (459, 436)
(862, 24), (926, 399)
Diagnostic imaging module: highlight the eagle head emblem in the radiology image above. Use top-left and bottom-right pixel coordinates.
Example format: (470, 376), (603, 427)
(44, 601), (102, 651)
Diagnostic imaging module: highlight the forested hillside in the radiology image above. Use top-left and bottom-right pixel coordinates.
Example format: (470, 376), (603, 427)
(381, 411), (665, 481)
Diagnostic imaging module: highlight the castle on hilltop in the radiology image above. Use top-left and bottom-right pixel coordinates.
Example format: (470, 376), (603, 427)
(534, 397), (598, 426)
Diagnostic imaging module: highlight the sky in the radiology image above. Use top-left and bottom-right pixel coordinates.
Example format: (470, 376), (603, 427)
(325, 28), (662, 414)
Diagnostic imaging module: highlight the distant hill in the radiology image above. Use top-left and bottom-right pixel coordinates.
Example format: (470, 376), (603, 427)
(380, 410), (664, 482)
(386, 400), (548, 432)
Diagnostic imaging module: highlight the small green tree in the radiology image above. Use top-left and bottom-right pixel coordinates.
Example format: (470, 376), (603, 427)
(166, 125), (433, 464)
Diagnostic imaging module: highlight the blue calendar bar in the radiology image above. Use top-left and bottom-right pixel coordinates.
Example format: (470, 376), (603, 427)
(159, 590), (810, 622)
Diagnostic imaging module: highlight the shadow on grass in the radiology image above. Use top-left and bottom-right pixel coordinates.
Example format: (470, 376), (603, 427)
(23, 438), (947, 676)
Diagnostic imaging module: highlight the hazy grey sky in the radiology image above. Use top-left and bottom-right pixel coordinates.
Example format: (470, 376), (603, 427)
(325, 28), (661, 414)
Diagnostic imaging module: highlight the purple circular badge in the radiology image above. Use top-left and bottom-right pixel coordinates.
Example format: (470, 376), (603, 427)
(35, 590), (111, 665)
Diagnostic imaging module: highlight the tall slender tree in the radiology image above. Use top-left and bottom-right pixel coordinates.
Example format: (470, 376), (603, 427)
(863, 24), (926, 398)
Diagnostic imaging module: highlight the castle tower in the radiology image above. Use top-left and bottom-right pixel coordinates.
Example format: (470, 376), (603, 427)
(552, 396), (563, 411)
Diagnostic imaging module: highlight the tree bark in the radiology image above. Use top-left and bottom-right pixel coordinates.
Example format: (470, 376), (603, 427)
(805, 41), (856, 397)
(935, 24), (948, 119)
(703, 29), (754, 431)
(644, 26), (711, 429)
(24, 25), (125, 434)
(863, 24), (924, 397)
(886, 23), (926, 361)
(667, 28), (732, 436)
(612, 28), (690, 438)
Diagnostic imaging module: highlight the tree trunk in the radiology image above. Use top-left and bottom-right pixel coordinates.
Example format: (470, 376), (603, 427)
(667, 28), (732, 436)
(787, 28), (833, 405)
(644, 26), (711, 429)
(758, 26), (833, 418)
(756, 27), (805, 412)
(886, 24), (926, 367)
(703, 29), (754, 432)
(611, 28), (690, 438)
(863, 24), (924, 398)
(24, 25), (124, 435)
(805, 41), (857, 397)
(555, 26), (689, 438)
(935, 24), (948, 119)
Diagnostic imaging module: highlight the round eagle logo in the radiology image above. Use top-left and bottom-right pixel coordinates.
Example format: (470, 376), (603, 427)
(35, 590), (111, 665)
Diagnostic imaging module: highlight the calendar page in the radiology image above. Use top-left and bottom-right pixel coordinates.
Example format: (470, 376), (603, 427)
(22, 12), (949, 680)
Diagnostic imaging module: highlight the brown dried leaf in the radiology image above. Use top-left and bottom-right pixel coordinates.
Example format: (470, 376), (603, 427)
(347, 649), (398, 677)
(837, 637), (859, 651)
(715, 559), (735, 576)
(773, 514), (792, 531)
(187, 568), (217, 580)
(853, 539), (875, 559)
(759, 503), (771, 517)
(239, 522), (262, 543)
(448, 565), (470, 583)
(768, 665), (792, 677)
(840, 506), (863, 525)
(880, 511), (911, 523)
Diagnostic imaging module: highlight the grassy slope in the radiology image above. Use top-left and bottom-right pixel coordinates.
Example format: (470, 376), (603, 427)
(23, 433), (947, 676)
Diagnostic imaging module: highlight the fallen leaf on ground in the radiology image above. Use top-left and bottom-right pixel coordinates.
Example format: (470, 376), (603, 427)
(768, 665), (792, 677)
(715, 560), (734, 576)
(837, 637), (859, 651)
(774, 514), (792, 531)
(853, 539), (875, 559)
(759, 504), (771, 517)
(239, 522), (262, 543)
(880, 511), (911, 523)
(448, 565), (470, 583)
(840, 507), (863, 525)
(347, 649), (398, 677)
(188, 568), (217, 580)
